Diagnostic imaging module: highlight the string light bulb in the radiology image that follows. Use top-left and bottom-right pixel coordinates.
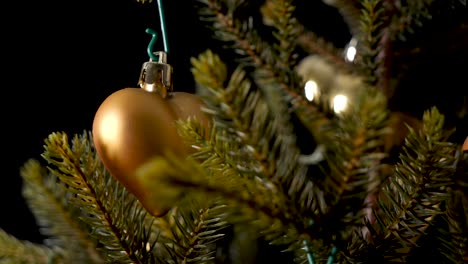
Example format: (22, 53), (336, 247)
(344, 37), (358, 63)
(332, 94), (348, 113)
(304, 80), (319, 102)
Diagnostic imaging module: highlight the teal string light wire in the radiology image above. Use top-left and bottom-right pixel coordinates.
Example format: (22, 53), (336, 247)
(303, 240), (316, 264)
(326, 246), (338, 264)
(157, 0), (169, 54)
(145, 0), (169, 60)
(303, 242), (338, 264)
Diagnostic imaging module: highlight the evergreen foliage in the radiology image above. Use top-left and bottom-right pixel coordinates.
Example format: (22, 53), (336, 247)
(1, 0), (467, 263)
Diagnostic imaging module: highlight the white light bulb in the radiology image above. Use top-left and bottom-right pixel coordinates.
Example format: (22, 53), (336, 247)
(333, 94), (348, 113)
(304, 80), (319, 101)
(344, 37), (358, 63)
(345, 46), (357, 62)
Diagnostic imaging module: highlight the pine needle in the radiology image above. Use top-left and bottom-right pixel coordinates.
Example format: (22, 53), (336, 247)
(191, 50), (280, 180)
(375, 107), (459, 262)
(196, 0), (325, 122)
(358, 0), (389, 91)
(20, 159), (103, 263)
(136, 153), (312, 259)
(446, 149), (468, 262)
(41, 131), (159, 263)
(176, 117), (259, 177)
(317, 87), (390, 244)
(164, 201), (229, 263)
(0, 228), (56, 264)
(263, 0), (300, 70)
(389, 0), (435, 41)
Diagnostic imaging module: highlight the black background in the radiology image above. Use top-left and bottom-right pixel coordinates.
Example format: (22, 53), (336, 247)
(1, 0), (350, 243)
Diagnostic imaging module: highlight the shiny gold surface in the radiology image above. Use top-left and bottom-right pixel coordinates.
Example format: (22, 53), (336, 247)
(93, 88), (187, 216)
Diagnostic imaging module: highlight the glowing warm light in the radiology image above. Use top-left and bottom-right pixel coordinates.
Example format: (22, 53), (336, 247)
(344, 37), (358, 63)
(333, 94), (348, 113)
(345, 46), (357, 62)
(304, 80), (319, 101)
(100, 112), (120, 144)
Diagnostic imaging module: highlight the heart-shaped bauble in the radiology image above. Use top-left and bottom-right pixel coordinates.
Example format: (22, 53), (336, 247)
(92, 87), (210, 216)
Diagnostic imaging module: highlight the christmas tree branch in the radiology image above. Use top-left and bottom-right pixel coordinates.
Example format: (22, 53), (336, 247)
(192, 50), (320, 218)
(163, 201), (228, 263)
(317, 88), (389, 242)
(137, 154), (312, 260)
(197, 0), (326, 122)
(253, 71), (314, 207)
(20, 159), (103, 263)
(176, 118), (322, 261)
(258, 0), (343, 145)
(389, 0), (434, 41)
(446, 150), (468, 262)
(178, 117), (335, 263)
(0, 228), (57, 264)
(262, 0), (300, 69)
(191, 50), (282, 181)
(260, 0), (354, 75)
(374, 107), (458, 262)
(177, 117), (259, 177)
(358, 0), (392, 97)
(41, 132), (158, 263)
(253, 70), (301, 181)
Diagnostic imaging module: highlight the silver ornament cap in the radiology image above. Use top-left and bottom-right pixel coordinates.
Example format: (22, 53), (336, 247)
(138, 51), (173, 98)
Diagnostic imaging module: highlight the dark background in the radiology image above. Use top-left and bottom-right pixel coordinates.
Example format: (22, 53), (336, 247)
(1, 0), (351, 244)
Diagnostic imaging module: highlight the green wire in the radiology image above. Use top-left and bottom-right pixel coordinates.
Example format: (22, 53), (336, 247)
(145, 28), (158, 61)
(145, 0), (169, 61)
(303, 240), (316, 264)
(157, 0), (169, 54)
(326, 246), (338, 264)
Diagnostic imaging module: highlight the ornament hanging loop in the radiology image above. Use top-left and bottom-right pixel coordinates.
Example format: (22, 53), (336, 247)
(139, 28), (173, 98)
(145, 28), (160, 61)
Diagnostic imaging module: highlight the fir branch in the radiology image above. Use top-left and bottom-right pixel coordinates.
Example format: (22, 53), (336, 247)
(358, 0), (392, 97)
(137, 154), (312, 260)
(389, 0), (435, 41)
(0, 228), (57, 264)
(340, 228), (382, 263)
(317, 88), (390, 243)
(285, 0), (360, 77)
(296, 30), (353, 74)
(41, 131), (158, 264)
(191, 50), (281, 180)
(164, 201), (229, 263)
(176, 117), (259, 177)
(192, 50), (322, 221)
(196, 0), (325, 122)
(446, 150), (468, 261)
(194, 50), (327, 238)
(20, 159), (103, 263)
(374, 107), (459, 262)
(253, 70), (312, 204)
(264, 0), (301, 69)
(176, 118), (317, 261)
